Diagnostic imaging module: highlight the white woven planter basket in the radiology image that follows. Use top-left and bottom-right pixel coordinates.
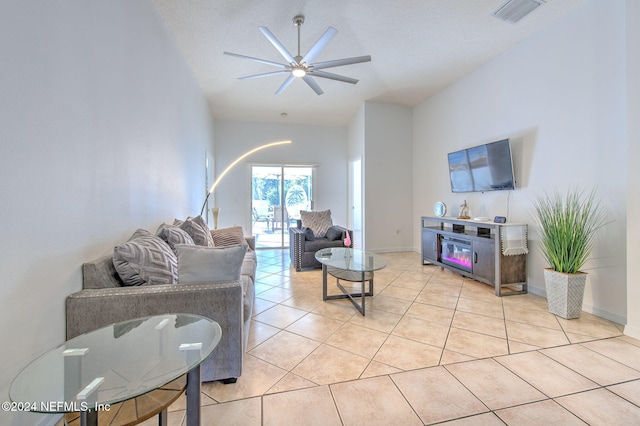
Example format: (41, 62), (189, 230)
(544, 269), (586, 319)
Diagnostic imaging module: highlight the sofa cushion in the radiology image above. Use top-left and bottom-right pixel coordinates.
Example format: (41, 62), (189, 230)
(178, 216), (214, 247)
(325, 226), (344, 241)
(300, 209), (333, 238)
(304, 237), (345, 253)
(176, 244), (248, 284)
(156, 223), (195, 252)
(210, 226), (246, 247)
(113, 230), (178, 286)
(241, 257), (256, 287)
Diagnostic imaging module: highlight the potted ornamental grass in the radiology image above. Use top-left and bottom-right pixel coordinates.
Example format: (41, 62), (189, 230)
(532, 187), (610, 319)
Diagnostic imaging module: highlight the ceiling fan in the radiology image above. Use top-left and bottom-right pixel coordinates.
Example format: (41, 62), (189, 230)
(223, 14), (371, 95)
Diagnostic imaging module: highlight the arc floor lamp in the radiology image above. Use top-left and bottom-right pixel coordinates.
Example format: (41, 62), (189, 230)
(199, 140), (292, 218)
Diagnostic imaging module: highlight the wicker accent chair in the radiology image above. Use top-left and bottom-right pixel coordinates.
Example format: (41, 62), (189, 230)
(289, 220), (353, 271)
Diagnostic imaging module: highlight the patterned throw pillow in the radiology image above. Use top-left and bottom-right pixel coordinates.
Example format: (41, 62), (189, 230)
(113, 229), (178, 286)
(210, 226), (246, 247)
(156, 224), (195, 253)
(179, 216), (214, 247)
(300, 210), (333, 238)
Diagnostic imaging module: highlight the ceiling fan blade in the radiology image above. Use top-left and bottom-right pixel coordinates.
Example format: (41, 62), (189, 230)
(258, 26), (297, 64)
(238, 70), (291, 80)
(309, 70), (359, 84)
(275, 74), (296, 94)
(302, 75), (324, 95)
(311, 55), (371, 70)
(301, 27), (338, 64)
(223, 52), (288, 68)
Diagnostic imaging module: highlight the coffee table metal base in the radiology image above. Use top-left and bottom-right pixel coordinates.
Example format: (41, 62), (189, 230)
(322, 265), (374, 315)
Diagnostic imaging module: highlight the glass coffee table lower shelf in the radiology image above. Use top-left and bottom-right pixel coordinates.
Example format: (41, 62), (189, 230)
(63, 375), (186, 426)
(316, 247), (387, 316)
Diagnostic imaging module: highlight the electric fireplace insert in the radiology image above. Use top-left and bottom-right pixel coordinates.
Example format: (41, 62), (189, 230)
(440, 236), (472, 273)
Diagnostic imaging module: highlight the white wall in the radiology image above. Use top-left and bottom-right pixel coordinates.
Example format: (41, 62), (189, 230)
(625, 0), (640, 338)
(412, 0), (628, 323)
(0, 1), (214, 424)
(363, 102), (414, 252)
(213, 120), (349, 232)
(347, 105), (366, 248)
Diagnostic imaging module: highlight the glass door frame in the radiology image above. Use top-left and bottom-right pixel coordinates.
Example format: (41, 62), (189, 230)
(251, 164), (315, 249)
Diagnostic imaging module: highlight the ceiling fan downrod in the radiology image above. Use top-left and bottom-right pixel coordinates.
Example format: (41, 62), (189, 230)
(292, 14), (305, 60)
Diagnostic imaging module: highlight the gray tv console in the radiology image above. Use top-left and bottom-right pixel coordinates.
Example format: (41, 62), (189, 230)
(421, 216), (528, 296)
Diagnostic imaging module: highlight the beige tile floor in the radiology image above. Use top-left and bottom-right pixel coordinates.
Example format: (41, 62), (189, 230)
(145, 250), (640, 425)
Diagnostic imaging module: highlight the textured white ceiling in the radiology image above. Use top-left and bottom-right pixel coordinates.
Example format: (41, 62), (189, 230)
(152, 0), (586, 126)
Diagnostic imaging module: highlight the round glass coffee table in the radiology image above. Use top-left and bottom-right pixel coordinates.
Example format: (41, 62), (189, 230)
(9, 314), (221, 426)
(315, 247), (387, 315)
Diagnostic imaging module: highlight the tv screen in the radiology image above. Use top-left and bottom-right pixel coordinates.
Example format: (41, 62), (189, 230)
(448, 139), (515, 193)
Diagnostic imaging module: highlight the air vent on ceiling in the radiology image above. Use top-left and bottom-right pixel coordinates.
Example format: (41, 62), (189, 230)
(492, 0), (544, 24)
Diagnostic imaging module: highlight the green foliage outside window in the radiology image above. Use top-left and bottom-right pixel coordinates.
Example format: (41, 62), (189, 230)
(252, 175), (311, 208)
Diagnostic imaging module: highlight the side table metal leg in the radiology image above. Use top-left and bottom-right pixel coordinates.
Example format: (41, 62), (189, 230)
(322, 264), (328, 300)
(158, 408), (168, 425)
(361, 271), (366, 316)
(186, 365), (201, 426)
(80, 409), (97, 426)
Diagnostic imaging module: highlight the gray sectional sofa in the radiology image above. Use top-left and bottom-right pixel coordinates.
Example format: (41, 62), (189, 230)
(65, 222), (256, 383)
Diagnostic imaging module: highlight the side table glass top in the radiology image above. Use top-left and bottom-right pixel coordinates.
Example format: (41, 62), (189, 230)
(9, 314), (221, 413)
(315, 247), (387, 272)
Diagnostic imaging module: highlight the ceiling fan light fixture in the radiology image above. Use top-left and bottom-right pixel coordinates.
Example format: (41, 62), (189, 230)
(292, 67), (306, 78)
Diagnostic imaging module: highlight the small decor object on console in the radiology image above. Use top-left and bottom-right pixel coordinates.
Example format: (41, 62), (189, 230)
(434, 201), (446, 217)
(458, 200), (471, 219)
(494, 216), (507, 223)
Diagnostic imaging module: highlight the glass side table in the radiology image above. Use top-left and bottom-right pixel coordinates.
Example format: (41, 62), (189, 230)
(9, 314), (221, 426)
(315, 247), (387, 315)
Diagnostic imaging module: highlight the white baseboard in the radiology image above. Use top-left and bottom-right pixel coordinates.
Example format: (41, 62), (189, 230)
(368, 247), (415, 253)
(582, 304), (626, 325)
(522, 284), (626, 325)
(623, 325), (640, 340)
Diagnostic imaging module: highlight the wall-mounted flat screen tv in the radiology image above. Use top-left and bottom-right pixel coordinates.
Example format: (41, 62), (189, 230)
(448, 139), (515, 193)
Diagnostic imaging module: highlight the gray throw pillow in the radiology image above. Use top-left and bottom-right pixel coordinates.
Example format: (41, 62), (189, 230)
(156, 223), (195, 252)
(325, 226), (343, 241)
(300, 209), (333, 238)
(179, 216), (214, 247)
(113, 230), (178, 286)
(176, 244), (248, 284)
(302, 227), (316, 241)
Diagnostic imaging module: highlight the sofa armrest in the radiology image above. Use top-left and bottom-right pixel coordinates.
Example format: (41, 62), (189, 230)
(244, 235), (256, 251)
(333, 225), (353, 248)
(66, 281), (243, 340)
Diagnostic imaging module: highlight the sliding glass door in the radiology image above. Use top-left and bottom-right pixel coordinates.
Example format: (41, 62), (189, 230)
(251, 165), (313, 249)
